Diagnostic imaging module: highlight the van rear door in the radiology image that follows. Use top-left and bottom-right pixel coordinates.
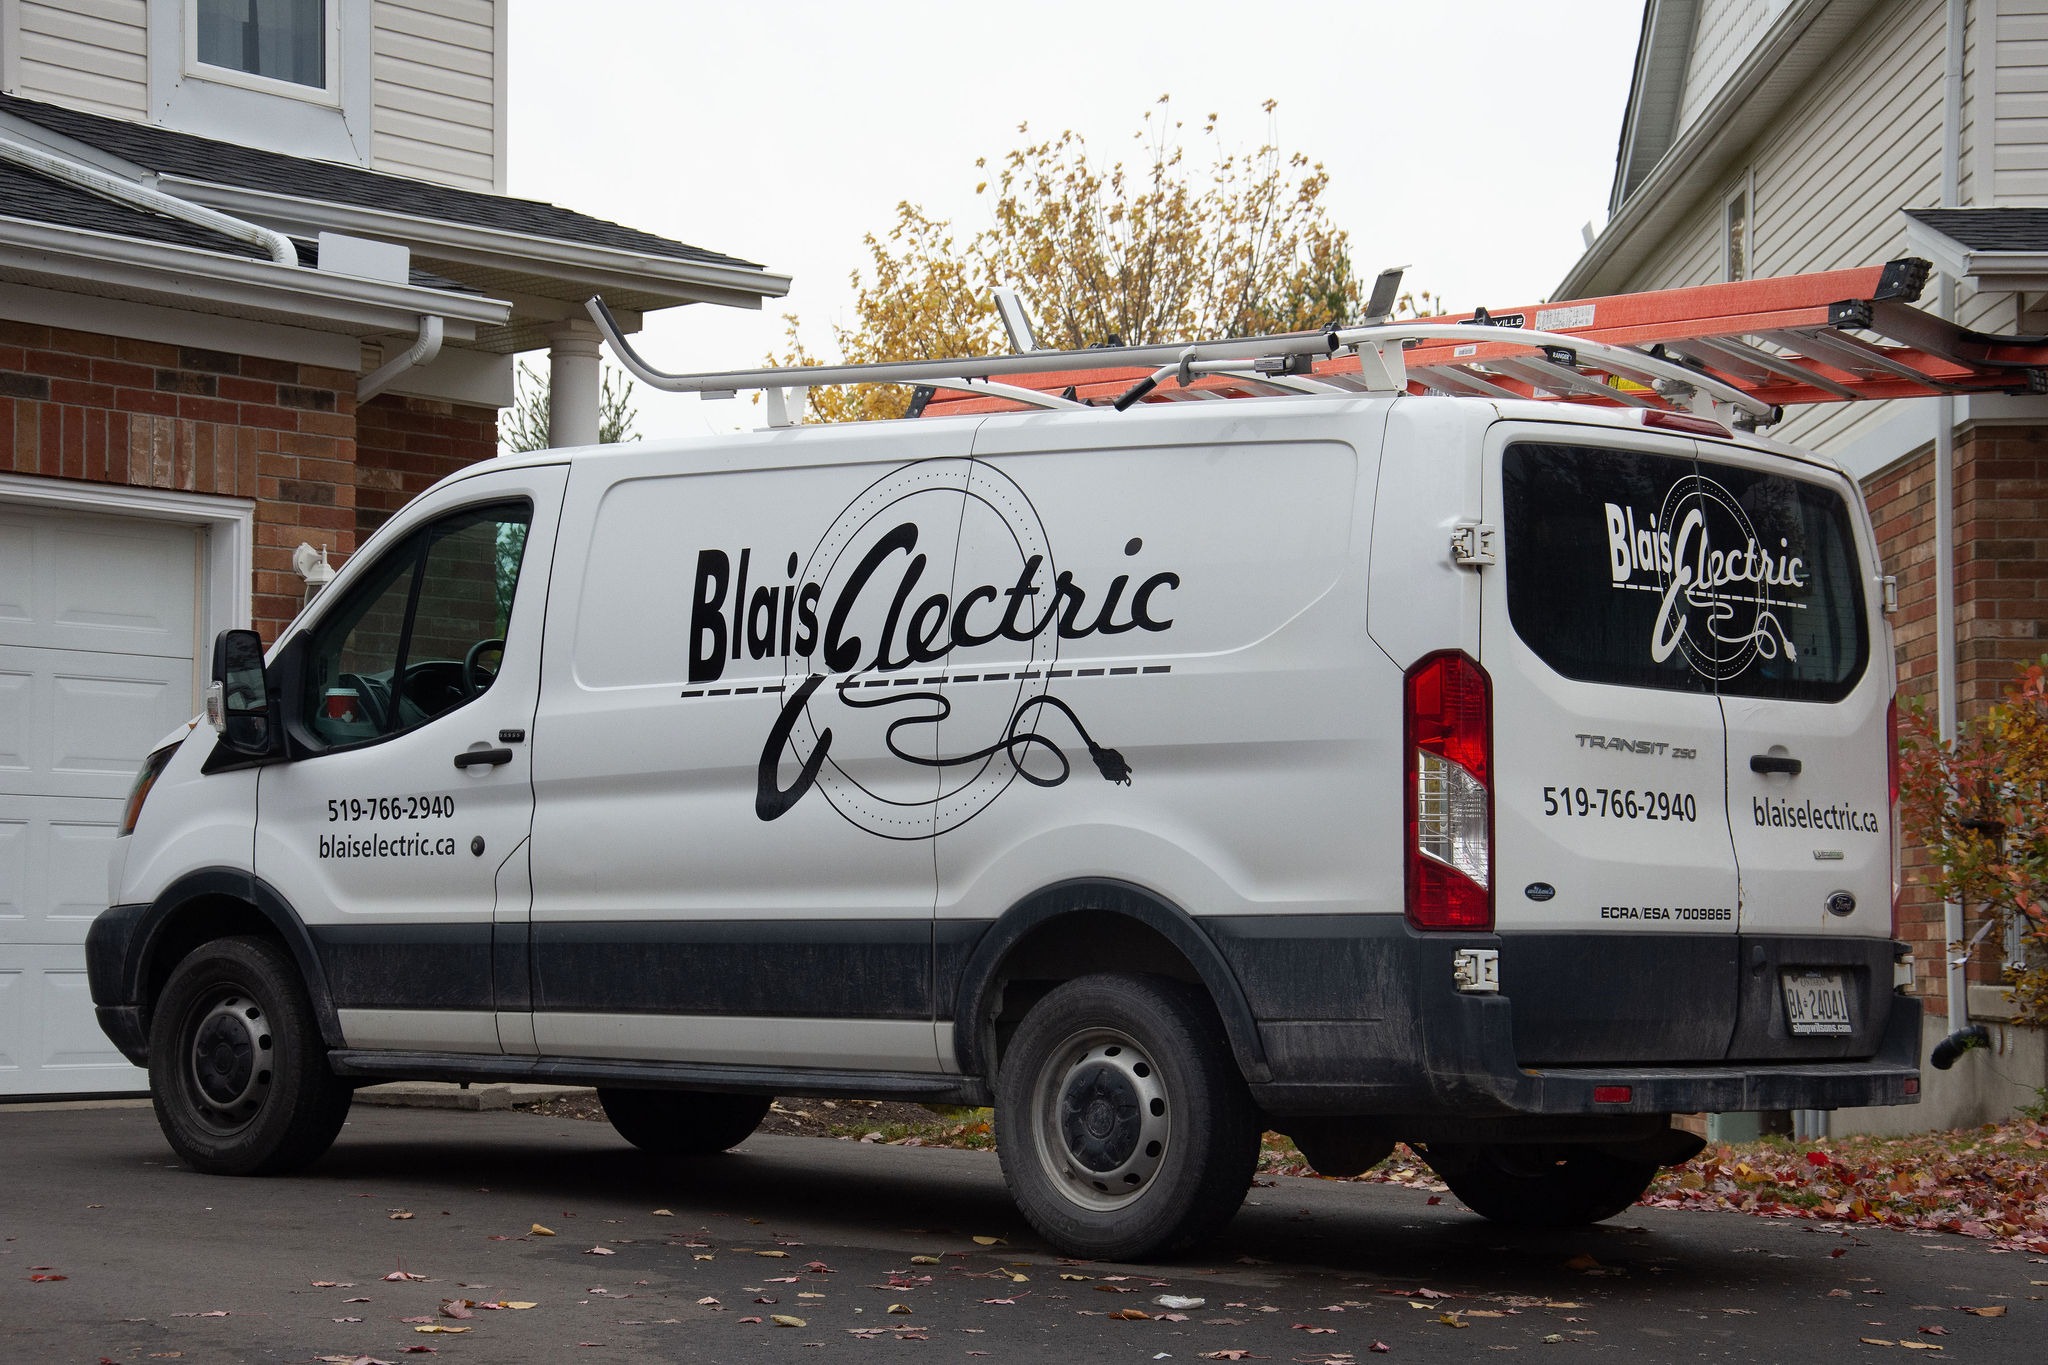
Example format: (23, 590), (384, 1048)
(1485, 429), (1740, 1065)
(1696, 446), (1893, 1054)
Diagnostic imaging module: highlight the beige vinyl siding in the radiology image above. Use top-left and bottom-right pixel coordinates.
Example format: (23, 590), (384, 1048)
(1678, 0), (1791, 134)
(1620, 191), (1725, 292)
(1993, 0), (2048, 202)
(1750, 0), (1943, 452)
(8, 0), (146, 119)
(369, 0), (498, 191)
(1600, 0), (1945, 457)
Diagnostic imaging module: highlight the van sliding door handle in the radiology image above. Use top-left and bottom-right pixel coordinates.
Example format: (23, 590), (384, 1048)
(454, 747), (514, 769)
(1749, 753), (1802, 776)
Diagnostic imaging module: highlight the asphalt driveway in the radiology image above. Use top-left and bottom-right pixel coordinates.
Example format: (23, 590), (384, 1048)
(1, 1101), (2040, 1362)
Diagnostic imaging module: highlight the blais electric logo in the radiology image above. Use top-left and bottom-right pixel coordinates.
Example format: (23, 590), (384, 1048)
(684, 459), (1180, 838)
(1603, 472), (1809, 682)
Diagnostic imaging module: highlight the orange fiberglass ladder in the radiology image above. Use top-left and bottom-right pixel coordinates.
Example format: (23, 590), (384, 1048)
(586, 258), (2048, 430)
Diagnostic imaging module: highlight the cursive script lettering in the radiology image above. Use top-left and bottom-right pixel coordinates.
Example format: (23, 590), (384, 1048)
(692, 523), (1179, 685)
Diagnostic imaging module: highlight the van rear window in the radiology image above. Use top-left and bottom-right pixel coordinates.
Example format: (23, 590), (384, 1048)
(1502, 443), (1868, 703)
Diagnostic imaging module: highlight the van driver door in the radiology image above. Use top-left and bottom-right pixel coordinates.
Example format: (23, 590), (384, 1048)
(253, 467), (566, 1055)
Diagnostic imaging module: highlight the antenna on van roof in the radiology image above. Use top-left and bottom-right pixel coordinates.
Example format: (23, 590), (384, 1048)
(1361, 266), (1405, 327)
(993, 287), (1039, 353)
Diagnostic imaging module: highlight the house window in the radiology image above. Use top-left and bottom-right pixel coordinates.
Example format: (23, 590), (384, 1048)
(187, 0), (337, 100)
(1724, 182), (1750, 282)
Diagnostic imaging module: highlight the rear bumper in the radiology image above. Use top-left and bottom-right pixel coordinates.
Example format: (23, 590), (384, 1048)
(1250, 988), (1921, 1117)
(1206, 916), (1923, 1118)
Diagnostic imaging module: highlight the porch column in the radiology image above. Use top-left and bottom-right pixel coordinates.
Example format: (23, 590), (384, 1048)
(546, 320), (603, 448)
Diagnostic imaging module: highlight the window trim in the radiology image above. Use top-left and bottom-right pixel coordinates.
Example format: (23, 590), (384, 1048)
(1723, 167), (1755, 283)
(182, 0), (342, 108)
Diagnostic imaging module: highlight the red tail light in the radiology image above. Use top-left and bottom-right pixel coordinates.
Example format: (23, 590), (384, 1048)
(1405, 651), (1493, 931)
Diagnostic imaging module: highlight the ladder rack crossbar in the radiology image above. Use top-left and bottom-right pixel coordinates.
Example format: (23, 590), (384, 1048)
(587, 297), (1774, 420)
(589, 295), (1342, 395)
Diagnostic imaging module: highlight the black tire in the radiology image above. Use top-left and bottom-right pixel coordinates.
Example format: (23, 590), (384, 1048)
(1424, 1142), (1658, 1227)
(147, 936), (352, 1175)
(995, 974), (1260, 1261)
(596, 1088), (771, 1155)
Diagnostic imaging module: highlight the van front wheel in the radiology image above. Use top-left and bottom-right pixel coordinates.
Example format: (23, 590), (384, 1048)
(996, 974), (1260, 1260)
(148, 936), (352, 1175)
(1424, 1142), (1658, 1227)
(596, 1088), (771, 1155)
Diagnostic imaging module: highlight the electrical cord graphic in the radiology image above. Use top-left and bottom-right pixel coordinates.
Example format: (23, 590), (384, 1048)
(836, 676), (1132, 787)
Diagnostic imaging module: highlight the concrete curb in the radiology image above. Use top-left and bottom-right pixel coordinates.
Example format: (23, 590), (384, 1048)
(351, 1082), (594, 1112)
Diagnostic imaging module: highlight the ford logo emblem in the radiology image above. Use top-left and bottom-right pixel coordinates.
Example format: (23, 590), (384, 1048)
(1525, 882), (1556, 902)
(1826, 890), (1856, 917)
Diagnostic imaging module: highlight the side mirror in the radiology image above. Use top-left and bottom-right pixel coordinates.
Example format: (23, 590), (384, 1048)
(207, 629), (274, 756)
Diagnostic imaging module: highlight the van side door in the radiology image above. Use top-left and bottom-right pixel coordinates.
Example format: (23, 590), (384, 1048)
(254, 465), (566, 1055)
(526, 432), (979, 1072)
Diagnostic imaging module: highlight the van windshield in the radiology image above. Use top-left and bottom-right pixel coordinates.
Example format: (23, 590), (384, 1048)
(1502, 442), (1868, 703)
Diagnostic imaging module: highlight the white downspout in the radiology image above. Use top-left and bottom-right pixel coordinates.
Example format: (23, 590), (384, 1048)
(1938, 0), (1967, 1037)
(0, 133), (298, 266)
(356, 315), (444, 403)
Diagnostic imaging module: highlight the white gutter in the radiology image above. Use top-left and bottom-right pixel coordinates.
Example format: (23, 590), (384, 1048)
(0, 131), (298, 266)
(1938, 0), (1966, 1037)
(0, 215), (508, 334)
(1900, 215), (2048, 291)
(357, 314), (444, 402)
(159, 176), (793, 307)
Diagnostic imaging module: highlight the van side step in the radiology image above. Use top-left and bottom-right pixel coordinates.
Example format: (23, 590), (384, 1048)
(328, 1050), (992, 1106)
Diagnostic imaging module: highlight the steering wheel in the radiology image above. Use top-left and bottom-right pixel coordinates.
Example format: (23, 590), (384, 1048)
(463, 638), (505, 697)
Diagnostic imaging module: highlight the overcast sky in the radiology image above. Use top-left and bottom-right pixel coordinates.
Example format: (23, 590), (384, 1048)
(505, 0), (1647, 439)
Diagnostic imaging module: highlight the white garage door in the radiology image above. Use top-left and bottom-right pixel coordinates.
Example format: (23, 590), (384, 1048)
(0, 503), (203, 1097)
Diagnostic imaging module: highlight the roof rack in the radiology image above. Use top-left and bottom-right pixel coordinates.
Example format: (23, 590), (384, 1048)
(586, 257), (2048, 432)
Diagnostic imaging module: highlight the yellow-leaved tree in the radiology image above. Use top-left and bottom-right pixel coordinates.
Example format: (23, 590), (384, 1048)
(778, 98), (1369, 423)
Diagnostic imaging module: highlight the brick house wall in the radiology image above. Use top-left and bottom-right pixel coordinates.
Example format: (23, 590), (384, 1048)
(1863, 426), (2048, 998)
(0, 320), (498, 642)
(353, 393), (499, 547)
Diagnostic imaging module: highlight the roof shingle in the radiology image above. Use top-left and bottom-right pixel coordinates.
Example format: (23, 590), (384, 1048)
(0, 93), (759, 271)
(1904, 208), (2048, 254)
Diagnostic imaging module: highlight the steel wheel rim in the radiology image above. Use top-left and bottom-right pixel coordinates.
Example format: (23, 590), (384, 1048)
(1028, 1026), (1171, 1213)
(181, 986), (273, 1134)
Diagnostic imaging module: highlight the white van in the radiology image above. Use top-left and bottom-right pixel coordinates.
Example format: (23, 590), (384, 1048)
(88, 338), (1918, 1260)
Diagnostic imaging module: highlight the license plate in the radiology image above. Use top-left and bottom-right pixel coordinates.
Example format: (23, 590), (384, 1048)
(1781, 971), (1852, 1036)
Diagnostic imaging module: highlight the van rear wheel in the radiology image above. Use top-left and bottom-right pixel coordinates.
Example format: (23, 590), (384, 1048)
(148, 936), (352, 1175)
(1424, 1142), (1658, 1227)
(596, 1088), (771, 1155)
(996, 974), (1260, 1261)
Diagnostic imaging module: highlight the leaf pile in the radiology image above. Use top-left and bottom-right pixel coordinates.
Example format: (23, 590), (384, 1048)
(1642, 1122), (2048, 1251)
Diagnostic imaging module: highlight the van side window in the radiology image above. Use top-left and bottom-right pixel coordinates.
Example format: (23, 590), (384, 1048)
(300, 501), (532, 747)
